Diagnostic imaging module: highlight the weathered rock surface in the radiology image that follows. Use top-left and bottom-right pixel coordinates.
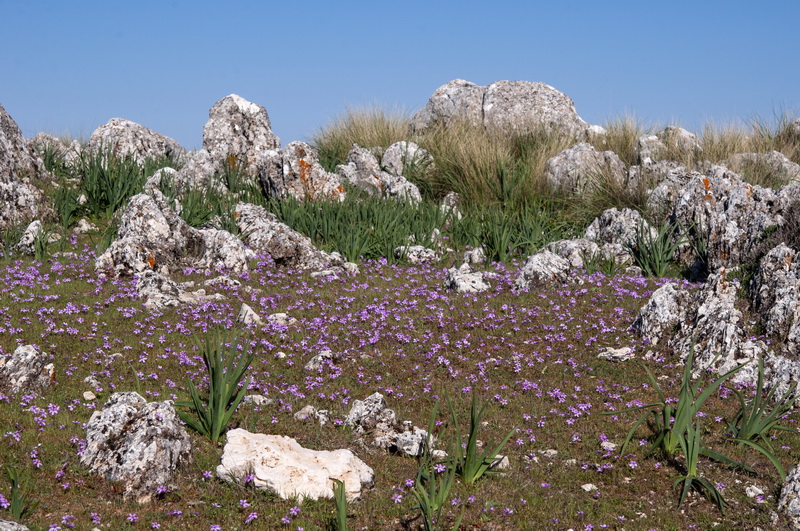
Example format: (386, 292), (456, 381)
(88, 118), (186, 165)
(396, 245), (440, 264)
(0, 520), (30, 531)
(337, 145), (421, 202)
(750, 244), (800, 351)
(669, 166), (786, 270)
(779, 464), (800, 529)
(216, 429), (374, 502)
(203, 94), (280, 167)
(584, 208), (651, 247)
(237, 303), (264, 327)
(95, 190), (249, 276)
(305, 350), (336, 371)
(658, 126), (701, 157)
(260, 141), (345, 201)
(345, 393), (429, 457)
(634, 270), (768, 379)
(412, 79), (589, 137)
(235, 202), (343, 270)
(545, 238), (601, 269)
(381, 141), (433, 177)
(80, 392), (192, 504)
(444, 263), (491, 293)
(0, 345), (54, 395)
(544, 142), (626, 194)
(28, 132), (82, 165)
(0, 104), (49, 230)
(514, 250), (572, 289)
(136, 270), (224, 311)
(14, 220), (43, 255)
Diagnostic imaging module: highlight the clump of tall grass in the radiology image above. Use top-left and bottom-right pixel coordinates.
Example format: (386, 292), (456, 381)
(589, 115), (651, 167)
(415, 118), (575, 211)
(311, 107), (411, 172)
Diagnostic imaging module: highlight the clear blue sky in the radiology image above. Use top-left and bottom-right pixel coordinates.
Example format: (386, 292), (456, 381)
(2, 1), (798, 150)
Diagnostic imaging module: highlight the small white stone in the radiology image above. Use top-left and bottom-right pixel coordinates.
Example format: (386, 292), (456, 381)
(600, 441), (618, 452)
(83, 391), (96, 401)
(581, 483), (597, 492)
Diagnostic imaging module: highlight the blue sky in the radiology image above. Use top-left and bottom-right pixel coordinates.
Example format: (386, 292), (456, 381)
(2, 1), (798, 150)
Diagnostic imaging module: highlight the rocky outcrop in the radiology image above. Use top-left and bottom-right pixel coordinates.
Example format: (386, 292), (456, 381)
(669, 166), (786, 270)
(0, 104), (50, 230)
(779, 464), (800, 529)
(395, 245), (440, 264)
(633, 270), (768, 379)
(514, 250), (572, 289)
(444, 263), (490, 293)
(216, 429), (374, 502)
(345, 393), (430, 457)
(0, 520), (30, 531)
(172, 94), (280, 193)
(95, 190), (249, 277)
(584, 207), (651, 247)
(381, 141), (433, 178)
(28, 132), (81, 166)
(544, 142), (626, 194)
(80, 392), (192, 504)
(203, 94), (280, 167)
(750, 244), (800, 351)
(0, 345), (55, 395)
(336, 145), (421, 202)
(411, 79), (589, 137)
(135, 270), (224, 311)
(260, 141), (346, 201)
(234, 202), (345, 270)
(88, 118), (186, 166)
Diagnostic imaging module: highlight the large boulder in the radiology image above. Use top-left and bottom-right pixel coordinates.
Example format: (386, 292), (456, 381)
(444, 263), (490, 294)
(217, 429), (374, 502)
(235, 202), (343, 270)
(381, 141), (433, 178)
(0, 104), (49, 230)
(172, 94), (281, 193)
(0, 345), (54, 395)
(260, 141), (346, 201)
(669, 166), (787, 270)
(633, 270), (767, 380)
(584, 207), (652, 247)
(750, 244), (800, 352)
(336, 145), (421, 202)
(88, 118), (186, 165)
(514, 250), (572, 289)
(544, 142), (626, 194)
(95, 190), (250, 277)
(203, 94), (280, 167)
(412, 79), (589, 137)
(80, 392), (192, 504)
(135, 270), (225, 311)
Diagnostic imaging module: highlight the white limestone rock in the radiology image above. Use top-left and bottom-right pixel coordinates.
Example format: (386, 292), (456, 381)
(0, 345), (54, 395)
(444, 263), (490, 293)
(217, 429), (374, 502)
(88, 118), (186, 166)
(237, 303), (264, 327)
(514, 250), (572, 289)
(544, 142), (626, 195)
(80, 392), (192, 504)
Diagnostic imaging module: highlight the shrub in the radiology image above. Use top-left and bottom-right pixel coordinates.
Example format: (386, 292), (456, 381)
(77, 146), (145, 218)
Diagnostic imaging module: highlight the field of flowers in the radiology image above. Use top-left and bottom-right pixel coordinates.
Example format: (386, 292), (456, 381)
(1, 236), (798, 530)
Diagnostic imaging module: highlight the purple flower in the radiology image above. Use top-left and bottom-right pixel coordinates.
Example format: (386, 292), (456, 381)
(245, 512), (258, 524)
(127, 513), (138, 523)
(391, 493), (403, 503)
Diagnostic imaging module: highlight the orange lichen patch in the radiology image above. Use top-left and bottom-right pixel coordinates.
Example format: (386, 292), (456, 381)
(147, 252), (156, 269)
(335, 185), (346, 194)
(227, 153), (239, 171)
(744, 184), (753, 198)
(785, 253), (794, 267)
(702, 177), (711, 190)
(704, 193), (712, 201)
